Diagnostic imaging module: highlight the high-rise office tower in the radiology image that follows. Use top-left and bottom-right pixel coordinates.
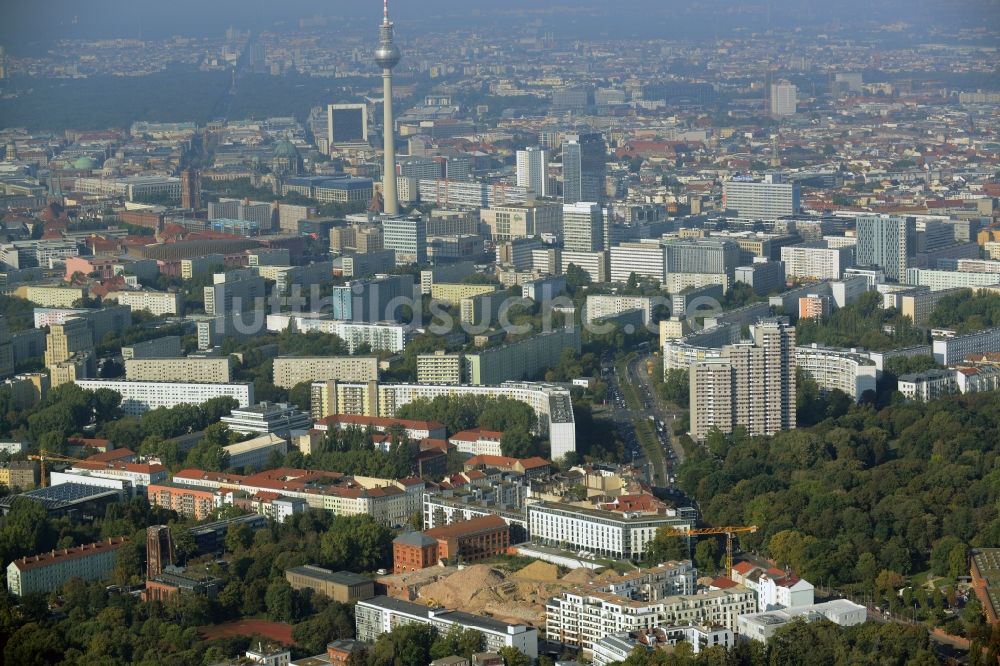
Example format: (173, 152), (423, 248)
(562, 133), (606, 204)
(770, 81), (797, 117)
(690, 319), (796, 440)
(0, 46), (7, 80)
(146, 525), (174, 579)
(375, 0), (401, 215)
(382, 215), (427, 265)
(327, 103), (369, 147)
(517, 147), (550, 196)
(563, 202), (604, 253)
(856, 215), (916, 282)
(180, 169), (201, 210)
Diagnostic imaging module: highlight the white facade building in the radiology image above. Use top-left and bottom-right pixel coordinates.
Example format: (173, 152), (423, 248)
(794, 345), (877, 400)
(780, 242), (854, 281)
(737, 600), (867, 642)
(74, 379), (253, 415)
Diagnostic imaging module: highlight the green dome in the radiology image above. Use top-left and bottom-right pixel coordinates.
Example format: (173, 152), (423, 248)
(273, 140), (300, 159)
(73, 156), (100, 170)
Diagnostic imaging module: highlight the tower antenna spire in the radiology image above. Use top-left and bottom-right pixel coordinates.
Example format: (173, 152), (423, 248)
(383, 0), (390, 24)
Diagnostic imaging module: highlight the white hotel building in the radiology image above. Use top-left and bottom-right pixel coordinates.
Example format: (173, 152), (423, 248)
(74, 379), (254, 415)
(527, 502), (693, 560)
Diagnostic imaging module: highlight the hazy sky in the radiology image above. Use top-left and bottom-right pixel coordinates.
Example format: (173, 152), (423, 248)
(0, 0), (997, 48)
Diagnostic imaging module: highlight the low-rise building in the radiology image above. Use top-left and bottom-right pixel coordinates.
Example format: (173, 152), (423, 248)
(224, 433), (288, 470)
(147, 482), (224, 520)
(6, 537), (127, 596)
(356, 596), (538, 659)
(736, 600), (867, 642)
(220, 402), (312, 438)
(285, 566), (375, 603)
(392, 515), (510, 573)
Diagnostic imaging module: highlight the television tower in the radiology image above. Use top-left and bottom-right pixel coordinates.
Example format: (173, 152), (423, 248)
(375, 0), (401, 215)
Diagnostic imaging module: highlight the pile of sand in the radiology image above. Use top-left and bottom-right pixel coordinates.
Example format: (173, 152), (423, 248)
(418, 565), (505, 608)
(561, 567), (598, 585)
(512, 560), (560, 582)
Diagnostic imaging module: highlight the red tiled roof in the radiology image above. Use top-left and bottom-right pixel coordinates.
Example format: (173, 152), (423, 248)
(711, 576), (739, 589)
(318, 414), (445, 431)
(11, 537), (127, 572)
(448, 427), (502, 442)
(86, 448), (135, 463)
(423, 514), (507, 540)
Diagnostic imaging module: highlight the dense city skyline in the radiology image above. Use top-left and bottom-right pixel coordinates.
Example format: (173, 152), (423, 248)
(0, 0), (999, 664)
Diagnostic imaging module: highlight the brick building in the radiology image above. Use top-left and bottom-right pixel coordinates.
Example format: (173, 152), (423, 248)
(392, 515), (509, 573)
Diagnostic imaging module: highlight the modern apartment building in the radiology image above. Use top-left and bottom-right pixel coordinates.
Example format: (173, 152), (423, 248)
(904, 268), (1000, 292)
(546, 575), (754, 654)
(121, 335), (183, 360)
(74, 379), (254, 416)
(560, 250), (608, 283)
(515, 147), (551, 196)
(794, 345), (877, 400)
(932, 327), (1000, 365)
(147, 482), (222, 520)
(6, 537), (127, 596)
(429, 282), (498, 305)
(330, 274), (414, 323)
(272, 356), (379, 388)
(722, 180), (799, 219)
(356, 596), (538, 659)
(106, 290), (182, 316)
(586, 294), (657, 326)
(690, 319), (796, 440)
(124, 357), (232, 383)
(856, 215), (916, 282)
(735, 261), (786, 296)
(415, 328), (581, 386)
(203, 271), (266, 315)
(780, 242), (854, 281)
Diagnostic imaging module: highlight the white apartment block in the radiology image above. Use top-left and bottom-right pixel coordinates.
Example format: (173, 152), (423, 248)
(378, 382), (577, 460)
(780, 242), (854, 281)
(609, 242), (667, 284)
(560, 250), (608, 283)
(794, 345), (877, 400)
(527, 502), (693, 560)
(272, 356), (379, 388)
(265, 316), (408, 354)
(585, 294), (656, 326)
(933, 327), (1000, 365)
(7, 537), (126, 596)
(904, 268), (1000, 292)
(124, 357), (232, 383)
(106, 290), (182, 316)
(356, 596), (538, 659)
(448, 429), (503, 457)
(74, 379), (253, 415)
(547, 586), (755, 655)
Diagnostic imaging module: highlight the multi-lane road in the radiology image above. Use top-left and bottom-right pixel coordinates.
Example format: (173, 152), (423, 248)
(600, 351), (686, 488)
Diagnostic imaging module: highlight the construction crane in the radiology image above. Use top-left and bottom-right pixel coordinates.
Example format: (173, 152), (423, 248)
(27, 450), (87, 488)
(662, 525), (758, 575)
